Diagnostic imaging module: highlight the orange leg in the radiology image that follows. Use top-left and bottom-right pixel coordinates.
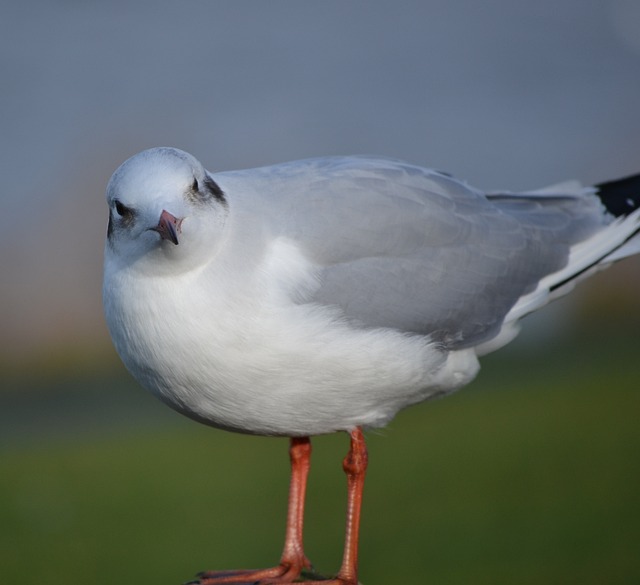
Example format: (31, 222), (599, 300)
(196, 437), (312, 584)
(334, 427), (368, 584)
(195, 428), (368, 585)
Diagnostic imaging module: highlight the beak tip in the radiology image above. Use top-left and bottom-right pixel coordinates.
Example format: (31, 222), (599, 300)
(154, 209), (182, 245)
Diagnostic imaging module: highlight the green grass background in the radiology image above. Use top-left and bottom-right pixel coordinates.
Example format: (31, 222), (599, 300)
(1, 324), (639, 584)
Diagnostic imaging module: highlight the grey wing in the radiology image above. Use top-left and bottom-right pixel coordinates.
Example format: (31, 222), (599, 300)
(256, 157), (605, 348)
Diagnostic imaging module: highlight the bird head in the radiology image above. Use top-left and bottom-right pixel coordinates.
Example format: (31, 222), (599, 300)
(104, 147), (228, 273)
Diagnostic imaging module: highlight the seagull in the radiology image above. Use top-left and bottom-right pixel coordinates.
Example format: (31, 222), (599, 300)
(103, 147), (640, 584)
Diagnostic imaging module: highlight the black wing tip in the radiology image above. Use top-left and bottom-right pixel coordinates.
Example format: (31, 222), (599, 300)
(595, 173), (640, 217)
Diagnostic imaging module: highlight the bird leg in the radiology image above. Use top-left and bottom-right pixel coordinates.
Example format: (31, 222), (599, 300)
(277, 435), (314, 577)
(194, 428), (368, 585)
(195, 437), (313, 584)
(333, 427), (368, 584)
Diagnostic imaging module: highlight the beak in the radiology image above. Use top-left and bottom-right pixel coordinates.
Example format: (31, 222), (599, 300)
(153, 210), (183, 245)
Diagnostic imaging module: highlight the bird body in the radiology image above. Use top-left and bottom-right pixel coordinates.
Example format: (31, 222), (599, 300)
(104, 149), (640, 437)
(103, 147), (640, 584)
(104, 155), (486, 436)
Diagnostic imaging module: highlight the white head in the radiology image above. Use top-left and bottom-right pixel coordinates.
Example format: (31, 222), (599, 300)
(104, 147), (228, 274)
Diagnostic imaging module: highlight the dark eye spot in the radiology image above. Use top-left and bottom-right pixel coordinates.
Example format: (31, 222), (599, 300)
(113, 200), (136, 226)
(185, 174), (227, 206)
(202, 175), (227, 205)
(114, 200), (128, 216)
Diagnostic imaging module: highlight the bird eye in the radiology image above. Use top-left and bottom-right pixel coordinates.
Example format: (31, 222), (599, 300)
(191, 178), (199, 192)
(113, 200), (136, 226)
(114, 200), (130, 217)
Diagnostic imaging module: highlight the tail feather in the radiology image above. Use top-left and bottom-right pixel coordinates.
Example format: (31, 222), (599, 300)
(595, 173), (640, 217)
(592, 173), (640, 262)
(493, 174), (640, 337)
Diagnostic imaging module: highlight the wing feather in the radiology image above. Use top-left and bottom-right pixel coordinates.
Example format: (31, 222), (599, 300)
(224, 157), (608, 348)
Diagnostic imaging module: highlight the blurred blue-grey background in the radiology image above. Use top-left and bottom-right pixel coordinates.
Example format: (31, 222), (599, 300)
(3, 0), (640, 363)
(2, 2), (639, 584)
